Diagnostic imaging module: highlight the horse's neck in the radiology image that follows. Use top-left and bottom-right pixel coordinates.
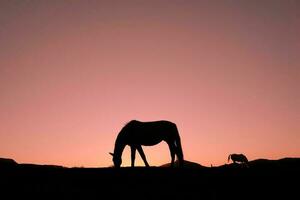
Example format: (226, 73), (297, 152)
(114, 141), (126, 158)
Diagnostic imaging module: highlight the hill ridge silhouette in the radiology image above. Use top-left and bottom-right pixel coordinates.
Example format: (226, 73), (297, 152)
(1, 156), (299, 199)
(1, 156), (299, 169)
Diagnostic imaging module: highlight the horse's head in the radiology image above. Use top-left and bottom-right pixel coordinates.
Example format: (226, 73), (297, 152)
(109, 152), (122, 168)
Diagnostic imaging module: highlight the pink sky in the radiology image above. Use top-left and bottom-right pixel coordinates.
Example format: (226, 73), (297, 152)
(0, 1), (299, 167)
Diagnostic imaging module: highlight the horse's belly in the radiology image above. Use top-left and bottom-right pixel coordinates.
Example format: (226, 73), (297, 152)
(141, 140), (163, 146)
(128, 133), (163, 146)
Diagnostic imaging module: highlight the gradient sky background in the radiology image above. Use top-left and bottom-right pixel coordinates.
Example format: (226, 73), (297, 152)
(0, 0), (299, 167)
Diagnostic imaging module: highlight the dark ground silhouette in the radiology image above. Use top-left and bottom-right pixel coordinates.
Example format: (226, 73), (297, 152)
(0, 157), (299, 199)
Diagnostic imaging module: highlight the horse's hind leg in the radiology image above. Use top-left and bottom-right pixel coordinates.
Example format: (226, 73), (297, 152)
(137, 146), (149, 167)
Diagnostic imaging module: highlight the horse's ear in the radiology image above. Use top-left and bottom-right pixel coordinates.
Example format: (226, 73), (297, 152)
(109, 152), (114, 156)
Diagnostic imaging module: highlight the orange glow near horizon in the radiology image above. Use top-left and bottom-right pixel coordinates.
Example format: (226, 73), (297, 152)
(0, 1), (299, 167)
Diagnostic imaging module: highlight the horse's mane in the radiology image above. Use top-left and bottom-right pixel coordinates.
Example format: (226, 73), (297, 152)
(123, 120), (139, 128)
(116, 120), (138, 142)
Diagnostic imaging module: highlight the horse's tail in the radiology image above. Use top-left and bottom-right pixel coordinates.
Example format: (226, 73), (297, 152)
(173, 124), (184, 166)
(228, 154), (231, 163)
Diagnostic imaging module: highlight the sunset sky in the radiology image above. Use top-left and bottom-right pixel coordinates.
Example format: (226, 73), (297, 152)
(0, 0), (299, 167)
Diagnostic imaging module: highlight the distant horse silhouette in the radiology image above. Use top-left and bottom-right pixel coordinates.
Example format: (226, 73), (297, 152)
(228, 154), (249, 166)
(110, 120), (184, 168)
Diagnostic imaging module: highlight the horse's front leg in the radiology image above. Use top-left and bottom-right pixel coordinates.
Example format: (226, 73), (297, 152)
(167, 141), (176, 167)
(137, 145), (150, 167)
(130, 146), (136, 167)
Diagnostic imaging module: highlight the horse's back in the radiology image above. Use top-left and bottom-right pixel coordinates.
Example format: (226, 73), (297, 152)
(123, 120), (178, 145)
(129, 120), (176, 131)
(132, 120), (175, 126)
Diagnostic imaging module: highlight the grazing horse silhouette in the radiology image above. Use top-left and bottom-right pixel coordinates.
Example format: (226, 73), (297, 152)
(228, 154), (249, 166)
(110, 120), (184, 168)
